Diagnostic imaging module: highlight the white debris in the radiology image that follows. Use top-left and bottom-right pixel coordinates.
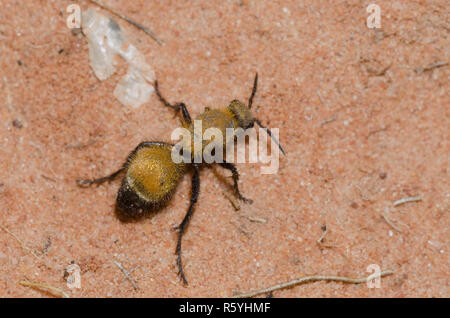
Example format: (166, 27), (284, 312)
(114, 66), (153, 109)
(81, 8), (155, 108)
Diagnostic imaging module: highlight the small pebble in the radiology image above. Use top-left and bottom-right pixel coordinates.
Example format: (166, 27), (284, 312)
(12, 119), (23, 129)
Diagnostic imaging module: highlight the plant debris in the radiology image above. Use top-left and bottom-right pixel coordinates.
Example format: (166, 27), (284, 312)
(81, 8), (155, 108)
(393, 196), (422, 207)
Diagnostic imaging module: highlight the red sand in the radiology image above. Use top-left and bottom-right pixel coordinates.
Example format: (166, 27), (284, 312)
(0, 0), (448, 297)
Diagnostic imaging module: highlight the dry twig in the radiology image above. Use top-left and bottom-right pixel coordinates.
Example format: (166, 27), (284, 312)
(316, 225), (334, 248)
(246, 216), (267, 224)
(223, 191), (241, 210)
(0, 224), (39, 258)
(366, 63), (392, 76)
(367, 125), (390, 139)
(393, 196), (422, 207)
(19, 280), (69, 298)
(89, 0), (163, 45)
(320, 113), (337, 126)
(233, 270), (394, 298)
(114, 261), (140, 290)
(382, 208), (403, 233)
(414, 61), (448, 74)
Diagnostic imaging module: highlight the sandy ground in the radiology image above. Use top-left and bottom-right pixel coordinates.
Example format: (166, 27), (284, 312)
(0, 0), (448, 297)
